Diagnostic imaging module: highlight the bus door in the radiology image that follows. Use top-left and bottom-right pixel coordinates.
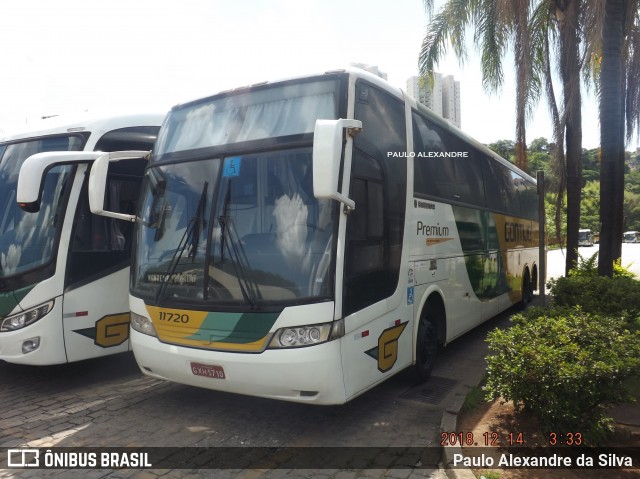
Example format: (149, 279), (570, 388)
(337, 81), (410, 399)
(61, 163), (143, 361)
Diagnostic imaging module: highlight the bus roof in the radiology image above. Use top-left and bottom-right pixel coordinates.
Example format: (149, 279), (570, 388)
(0, 111), (166, 143)
(168, 66), (536, 185)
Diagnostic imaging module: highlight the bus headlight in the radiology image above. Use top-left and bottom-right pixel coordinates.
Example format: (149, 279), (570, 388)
(130, 312), (157, 337)
(0, 300), (54, 332)
(269, 319), (344, 349)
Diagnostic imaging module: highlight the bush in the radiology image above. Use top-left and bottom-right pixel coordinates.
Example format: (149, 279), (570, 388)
(566, 251), (635, 279)
(547, 253), (640, 324)
(548, 274), (640, 322)
(484, 307), (640, 443)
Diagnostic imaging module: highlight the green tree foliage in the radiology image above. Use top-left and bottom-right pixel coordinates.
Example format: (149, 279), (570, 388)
(580, 181), (600, 232)
(624, 190), (640, 231)
(487, 139), (515, 161)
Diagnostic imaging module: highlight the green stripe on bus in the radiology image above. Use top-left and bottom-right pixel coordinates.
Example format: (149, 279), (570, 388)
(0, 286), (34, 317)
(186, 311), (279, 344)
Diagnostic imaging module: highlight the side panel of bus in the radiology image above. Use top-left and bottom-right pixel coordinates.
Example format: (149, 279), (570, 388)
(62, 268), (131, 362)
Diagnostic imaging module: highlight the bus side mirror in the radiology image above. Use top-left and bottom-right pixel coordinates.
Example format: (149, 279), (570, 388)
(17, 151), (102, 212)
(88, 150), (150, 222)
(312, 119), (362, 211)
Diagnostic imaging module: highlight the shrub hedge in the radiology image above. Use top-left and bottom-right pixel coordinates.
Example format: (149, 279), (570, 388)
(485, 307), (640, 443)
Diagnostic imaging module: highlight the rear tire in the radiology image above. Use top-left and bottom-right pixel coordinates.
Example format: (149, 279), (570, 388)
(414, 304), (439, 383)
(518, 272), (533, 309)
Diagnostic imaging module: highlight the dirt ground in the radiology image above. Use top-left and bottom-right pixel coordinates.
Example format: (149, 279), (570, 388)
(457, 400), (640, 479)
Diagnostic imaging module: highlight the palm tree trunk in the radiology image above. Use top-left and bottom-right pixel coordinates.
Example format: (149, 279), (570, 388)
(558, 0), (583, 275)
(598, 0), (626, 277)
(513, 0), (531, 171)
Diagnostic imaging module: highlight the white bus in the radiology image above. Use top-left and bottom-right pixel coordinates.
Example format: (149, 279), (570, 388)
(624, 231), (639, 243)
(1, 113), (164, 364)
(29, 69), (539, 403)
(578, 228), (594, 247)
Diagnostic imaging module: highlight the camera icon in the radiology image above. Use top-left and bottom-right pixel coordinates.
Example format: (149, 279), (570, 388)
(7, 449), (40, 468)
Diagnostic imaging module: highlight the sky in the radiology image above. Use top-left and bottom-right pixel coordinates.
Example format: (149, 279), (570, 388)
(0, 0), (631, 150)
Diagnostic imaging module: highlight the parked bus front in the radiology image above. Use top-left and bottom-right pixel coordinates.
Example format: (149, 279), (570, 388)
(0, 113), (163, 365)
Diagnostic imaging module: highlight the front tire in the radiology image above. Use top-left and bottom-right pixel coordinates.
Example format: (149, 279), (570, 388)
(414, 305), (439, 383)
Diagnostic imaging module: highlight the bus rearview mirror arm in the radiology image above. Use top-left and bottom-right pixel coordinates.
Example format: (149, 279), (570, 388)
(312, 119), (362, 212)
(88, 150), (150, 222)
(17, 151), (103, 212)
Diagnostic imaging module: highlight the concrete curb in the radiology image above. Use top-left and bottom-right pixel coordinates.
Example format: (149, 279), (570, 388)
(440, 390), (477, 479)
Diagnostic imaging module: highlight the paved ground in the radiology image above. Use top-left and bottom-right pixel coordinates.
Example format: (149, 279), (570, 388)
(0, 303), (514, 479)
(2, 246), (632, 479)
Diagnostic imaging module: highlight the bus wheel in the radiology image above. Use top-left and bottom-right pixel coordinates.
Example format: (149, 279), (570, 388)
(414, 305), (439, 383)
(518, 272), (533, 309)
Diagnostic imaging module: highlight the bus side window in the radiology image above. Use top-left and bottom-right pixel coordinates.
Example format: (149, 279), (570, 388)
(451, 140), (485, 206)
(413, 113), (485, 207)
(66, 174), (138, 287)
(483, 159), (512, 213)
(413, 113), (455, 199)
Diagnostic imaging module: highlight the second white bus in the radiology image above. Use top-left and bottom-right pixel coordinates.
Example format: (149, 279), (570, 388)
(1, 113), (163, 364)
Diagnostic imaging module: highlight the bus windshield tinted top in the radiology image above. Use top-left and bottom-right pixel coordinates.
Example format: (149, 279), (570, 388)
(0, 135), (84, 277)
(154, 78), (340, 157)
(134, 77), (343, 309)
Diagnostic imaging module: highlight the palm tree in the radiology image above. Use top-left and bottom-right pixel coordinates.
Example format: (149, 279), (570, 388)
(419, 0), (583, 275)
(589, 0), (640, 276)
(597, 0), (625, 276)
(419, 0), (538, 172)
(553, 0), (583, 275)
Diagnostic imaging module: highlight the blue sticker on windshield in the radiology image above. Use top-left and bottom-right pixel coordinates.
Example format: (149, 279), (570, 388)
(223, 157), (242, 177)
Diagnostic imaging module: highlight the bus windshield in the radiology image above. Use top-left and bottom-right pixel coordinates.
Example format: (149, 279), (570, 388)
(0, 135), (83, 277)
(132, 148), (336, 307)
(154, 78), (340, 157)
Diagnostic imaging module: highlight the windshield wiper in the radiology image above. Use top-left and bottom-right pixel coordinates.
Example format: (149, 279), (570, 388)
(217, 184), (262, 309)
(154, 182), (208, 304)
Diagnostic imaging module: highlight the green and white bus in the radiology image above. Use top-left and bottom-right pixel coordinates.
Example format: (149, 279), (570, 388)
(2, 113), (163, 364)
(31, 68), (538, 403)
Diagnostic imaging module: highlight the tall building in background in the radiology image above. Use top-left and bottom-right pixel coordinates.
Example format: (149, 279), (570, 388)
(442, 75), (461, 128)
(406, 74), (461, 128)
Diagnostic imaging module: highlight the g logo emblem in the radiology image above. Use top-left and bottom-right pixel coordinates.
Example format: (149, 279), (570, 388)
(95, 313), (130, 348)
(365, 321), (408, 373)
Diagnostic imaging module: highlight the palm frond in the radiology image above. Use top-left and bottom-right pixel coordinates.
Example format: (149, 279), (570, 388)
(581, 0), (605, 93)
(423, 0), (436, 16)
(419, 0), (473, 81)
(625, 14), (640, 142)
(475, 0), (507, 92)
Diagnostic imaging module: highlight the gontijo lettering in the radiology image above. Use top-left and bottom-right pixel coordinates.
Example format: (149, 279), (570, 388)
(504, 221), (532, 242)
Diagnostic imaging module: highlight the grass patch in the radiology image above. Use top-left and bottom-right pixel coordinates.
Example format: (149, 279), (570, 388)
(476, 471), (501, 479)
(462, 377), (488, 412)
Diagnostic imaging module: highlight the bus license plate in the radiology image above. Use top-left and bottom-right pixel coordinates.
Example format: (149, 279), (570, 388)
(191, 362), (226, 379)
